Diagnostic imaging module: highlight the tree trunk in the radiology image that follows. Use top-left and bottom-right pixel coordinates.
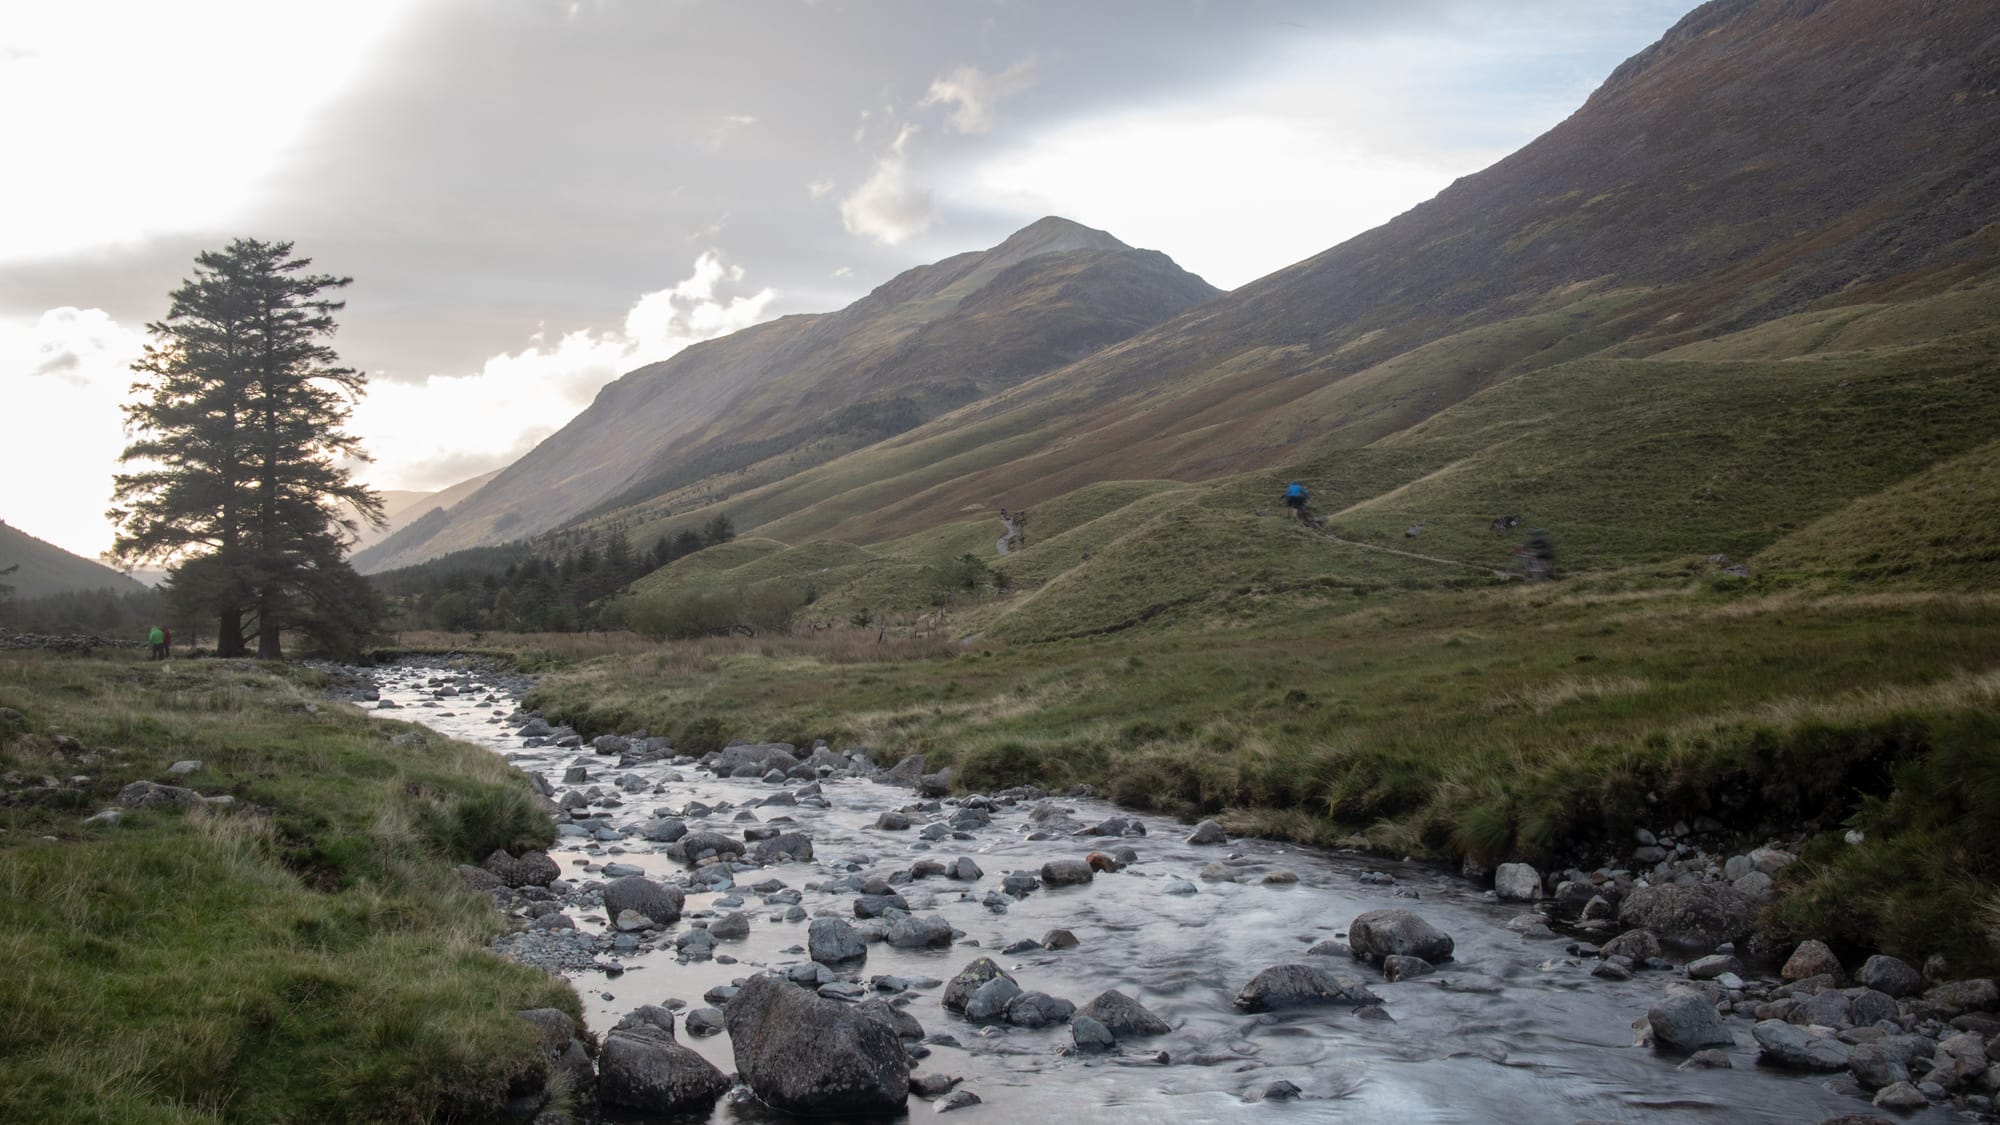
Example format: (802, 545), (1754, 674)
(216, 607), (246, 657)
(257, 599), (282, 660)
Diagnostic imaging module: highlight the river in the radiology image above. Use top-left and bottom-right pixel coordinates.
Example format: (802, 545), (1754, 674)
(368, 662), (1949, 1123)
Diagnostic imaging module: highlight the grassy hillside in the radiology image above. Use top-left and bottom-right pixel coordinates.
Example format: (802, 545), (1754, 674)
(569, 285), (2000, 972)
(0, 657), (576, 1122)
(0, 522), (145, 599)
(552, 0), (1999, 566)
(1753, 438), (2000, 587)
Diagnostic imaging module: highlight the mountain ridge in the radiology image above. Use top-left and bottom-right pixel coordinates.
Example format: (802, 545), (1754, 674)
(600, 0), (1999, 551)
(355, 217), (1215, 572)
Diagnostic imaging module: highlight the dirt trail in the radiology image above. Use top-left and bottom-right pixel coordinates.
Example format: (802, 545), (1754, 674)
(1300, 520), (1511, 575)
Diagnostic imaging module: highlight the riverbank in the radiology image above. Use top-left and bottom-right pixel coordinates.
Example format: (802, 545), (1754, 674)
(358, 660), (1994, 1121)
(519, 578), (2000, 977)
(0, 653), (581, 1123)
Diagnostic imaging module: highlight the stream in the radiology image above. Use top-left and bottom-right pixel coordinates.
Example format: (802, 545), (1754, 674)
(365, 662), (1953, 1123)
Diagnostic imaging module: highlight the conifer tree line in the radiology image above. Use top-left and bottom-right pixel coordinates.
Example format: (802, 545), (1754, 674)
(108, 239), (386, 659)
(369, 513), (734, 632)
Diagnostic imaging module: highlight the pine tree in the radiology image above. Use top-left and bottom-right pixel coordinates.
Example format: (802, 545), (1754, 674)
(109, 239), (384, 658)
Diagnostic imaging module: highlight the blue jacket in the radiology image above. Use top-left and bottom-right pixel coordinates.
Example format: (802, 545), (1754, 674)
(1284, 483), (1307, 499)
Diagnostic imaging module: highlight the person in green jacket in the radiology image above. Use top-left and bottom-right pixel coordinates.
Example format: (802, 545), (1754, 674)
(147, 625), (165, 661)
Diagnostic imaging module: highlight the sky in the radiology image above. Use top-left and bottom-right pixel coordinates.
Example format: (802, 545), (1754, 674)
(1, 0), (1699, 561)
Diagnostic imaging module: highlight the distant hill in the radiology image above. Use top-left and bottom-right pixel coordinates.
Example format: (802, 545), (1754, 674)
(347, 469), (499, 556)
(0, 522), (145, 599)
(354, 218), (1219, 572)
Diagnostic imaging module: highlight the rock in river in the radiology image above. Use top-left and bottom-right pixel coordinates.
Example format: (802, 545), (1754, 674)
(1234, 963), (1383, 1012)
(1076, 989), (1170, 1037)
(597, 1024), (729, 1116)
(726, 975), (908, 1114)
(603, 876), (684, 926)
(1347, 909), (1454, 964)
(884, 913), (953, 949)
(1494, 862), (1542, 902)
(944, 958), (1015, 1014)
(1647, 987), (1734, 1051)
(1040, 858), (1095, 886)
(753, 831), (814, 864)
(809, 917), (867, 964)
(1187, 819), (1226, 845)
(1751, 1019), (1851, 1071)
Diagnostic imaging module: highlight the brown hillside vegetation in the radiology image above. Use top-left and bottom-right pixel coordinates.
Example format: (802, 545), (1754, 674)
(582, 0), (1998, 554)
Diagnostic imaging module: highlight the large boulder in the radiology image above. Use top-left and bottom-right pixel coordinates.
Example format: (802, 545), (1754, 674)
(1781, 939), (1843, 982)
(882, 755), (926, 788)
(1006, 992), (1077, 1029)
(1040, 859), (1095, 886)
(917, 767), (955, 798)
(1494, 863), (1543, 902)
(1234, 963), (1382, 1012)
(638, 817), (688, 843)
(678, 832), (746, 863)
(883, 914), (953, 949)
(726, 975), (909, 1114)
(1647, 988), (1734, 1050)
(808, 917), (867, 964)
(1856, 954), (1922, 998)
(964, 976), (1022, 1022)
(1075, 989), (1170, 1037)
(1348, 910), (1454, 964)
(482, 849), (561, 888)
(598, 1025), (729, 1115)
(1752, 1019), (1851, 1071)
(752, 832), (814, 864)
(1601, 928), (1662, 963)
(715, 743), (799, 775)
(1616, 884), (1755, 950)
(1186, 819), (1227, 845)
(603, 876), (684, 926)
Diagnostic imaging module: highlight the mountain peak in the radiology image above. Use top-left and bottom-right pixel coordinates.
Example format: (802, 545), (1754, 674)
(991, 216), (1131, 259)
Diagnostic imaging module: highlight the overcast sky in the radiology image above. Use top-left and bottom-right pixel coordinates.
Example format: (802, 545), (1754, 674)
(2, 0), (1698, 560)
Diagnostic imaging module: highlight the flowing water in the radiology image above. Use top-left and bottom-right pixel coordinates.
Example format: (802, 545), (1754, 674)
(370, 664), (1946, 1124)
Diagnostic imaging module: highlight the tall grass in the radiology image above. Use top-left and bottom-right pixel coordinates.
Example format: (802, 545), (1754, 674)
(0, 655), (576, 1123)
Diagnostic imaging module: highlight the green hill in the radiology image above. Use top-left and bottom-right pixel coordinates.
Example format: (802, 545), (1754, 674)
(0, 522), (145, 600)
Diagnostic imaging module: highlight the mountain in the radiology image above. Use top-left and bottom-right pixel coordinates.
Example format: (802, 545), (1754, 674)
(0, 522), (146, 599)
(591, 0), (1999, 556)
(347, 469), (500, 555)
(354, 219), (1219, 572)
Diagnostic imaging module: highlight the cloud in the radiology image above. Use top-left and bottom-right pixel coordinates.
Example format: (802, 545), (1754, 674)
(0, 307), (146, 557)
(350, 250), (777, 492)
(705, 113), (758, 150)
(840, 124), (936, 245)
(807, 178), (835, 199)
(920, 58), (1036, 134)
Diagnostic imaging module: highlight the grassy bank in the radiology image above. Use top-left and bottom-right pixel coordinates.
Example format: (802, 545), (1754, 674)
(527, 575), (2000, 972)
(0, 655), (577, 1124)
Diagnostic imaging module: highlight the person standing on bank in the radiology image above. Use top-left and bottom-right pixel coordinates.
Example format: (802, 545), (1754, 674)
(147, 625), (165, 660)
